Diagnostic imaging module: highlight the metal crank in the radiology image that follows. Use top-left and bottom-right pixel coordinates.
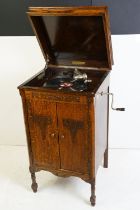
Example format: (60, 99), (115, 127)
(98, 92), (125, 111)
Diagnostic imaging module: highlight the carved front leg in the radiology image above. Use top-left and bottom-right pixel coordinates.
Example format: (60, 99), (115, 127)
(90, 179), (96, 206)
(29, 167), (38, 193)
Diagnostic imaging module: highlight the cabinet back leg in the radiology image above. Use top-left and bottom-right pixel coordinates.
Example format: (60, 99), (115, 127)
(90, 179), (96, 206)
(104, 86), (109, 169)
(104, 148), (108, 168)
(29, 167), (38, 192)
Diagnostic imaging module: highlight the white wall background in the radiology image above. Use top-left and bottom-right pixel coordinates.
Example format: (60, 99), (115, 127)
(0, 35), (139, 148)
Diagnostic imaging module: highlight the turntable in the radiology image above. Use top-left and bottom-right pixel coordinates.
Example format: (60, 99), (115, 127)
(18, 6), (125, 206)
(43, 68), (92, 91)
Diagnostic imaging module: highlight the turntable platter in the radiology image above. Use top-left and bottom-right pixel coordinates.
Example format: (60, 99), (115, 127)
(43, 69), (91, 92)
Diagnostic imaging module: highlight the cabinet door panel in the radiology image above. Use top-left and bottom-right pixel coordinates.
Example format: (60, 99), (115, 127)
(57, 103), (88, 174)
(27, 99), (60, 169)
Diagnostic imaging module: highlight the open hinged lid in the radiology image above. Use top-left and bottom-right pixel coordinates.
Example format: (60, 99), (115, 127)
(27, 6), (113, 70)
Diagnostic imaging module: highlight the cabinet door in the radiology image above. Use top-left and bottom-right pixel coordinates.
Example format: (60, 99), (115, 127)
(57, 103), (89, 174)
(27, 99), (60, 169)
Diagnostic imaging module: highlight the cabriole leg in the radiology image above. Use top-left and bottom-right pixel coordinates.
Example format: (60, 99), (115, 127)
(29, 167), (38, 193)
(90, 179), (96, 206)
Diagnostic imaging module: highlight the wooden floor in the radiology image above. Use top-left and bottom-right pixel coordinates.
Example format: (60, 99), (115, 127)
(0, 145), (139, 210)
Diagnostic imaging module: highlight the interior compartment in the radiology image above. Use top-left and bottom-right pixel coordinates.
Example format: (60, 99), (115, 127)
(20, 67), (109, 93)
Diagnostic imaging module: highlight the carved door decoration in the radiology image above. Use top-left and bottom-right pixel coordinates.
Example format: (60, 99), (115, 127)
(57, 103), (89, 174)
(63, 119), (84, 143)
(27, 99), (60, 169)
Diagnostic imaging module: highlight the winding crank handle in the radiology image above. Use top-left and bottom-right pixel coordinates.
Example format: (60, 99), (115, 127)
(115, 108), (125, 111)
(100, 92), (125, 111)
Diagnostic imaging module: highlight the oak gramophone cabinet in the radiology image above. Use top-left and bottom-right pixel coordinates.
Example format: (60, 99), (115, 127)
(18, 6), (116, 206)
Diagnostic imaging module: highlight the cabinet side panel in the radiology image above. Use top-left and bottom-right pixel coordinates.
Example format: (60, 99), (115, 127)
(95, 76), (110, 174)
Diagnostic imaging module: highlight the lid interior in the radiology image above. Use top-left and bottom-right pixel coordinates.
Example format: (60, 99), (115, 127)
(28, 7), (113, 70)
